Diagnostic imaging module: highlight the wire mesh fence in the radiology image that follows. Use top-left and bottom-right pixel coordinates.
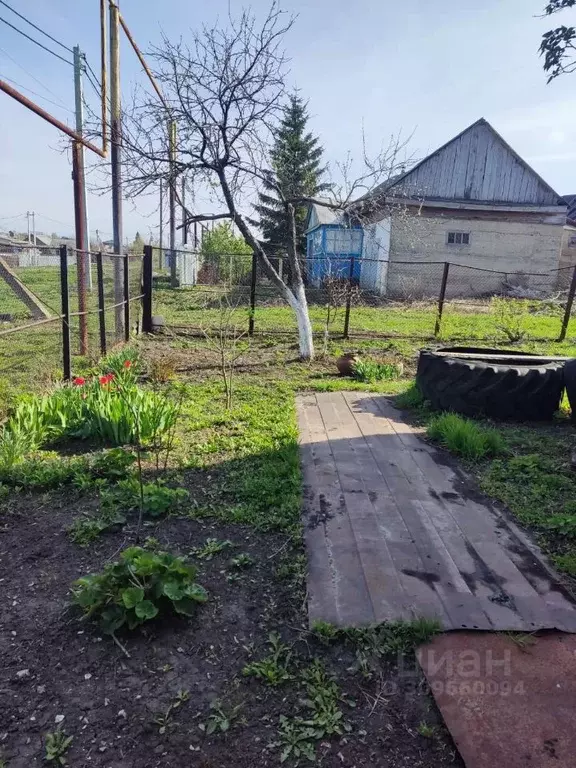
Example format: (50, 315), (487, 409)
(0, 244), (143, 387)
(150, 247), (576, 343)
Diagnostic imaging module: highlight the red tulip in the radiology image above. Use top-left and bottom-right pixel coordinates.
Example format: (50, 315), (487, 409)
(99, 375), (109, 385)
(123, 360), (132, 369)
(73, 377), (86, 386)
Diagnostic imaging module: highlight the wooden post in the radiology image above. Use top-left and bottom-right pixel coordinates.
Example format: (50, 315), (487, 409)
(343, 256), (355, 339)
(434, 262), (450, 337)
(123, 254), (130, 342)
(59, 245), (71, 380)
(96, 251), (107, 356)
(248, 251), (257, 336)
(142, 244), (153, 333)
(559, 264), (576, 342)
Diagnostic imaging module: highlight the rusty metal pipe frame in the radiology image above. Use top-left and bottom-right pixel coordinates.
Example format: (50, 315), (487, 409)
(0, 78), (106, 158)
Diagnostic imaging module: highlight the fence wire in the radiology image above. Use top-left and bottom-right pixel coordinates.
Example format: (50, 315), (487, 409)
(150, 247), (576, 343)
(0, 245), (143, 386)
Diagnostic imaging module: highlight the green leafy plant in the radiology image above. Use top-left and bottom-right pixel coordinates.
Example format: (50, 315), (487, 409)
(243, 632), (294, 686)
(417, 721), (436, 738)
(351, 358), (401, 383)
(299, 659), (351, 738)
(394, 383), (426, 410)
(72, 546), (208, 634)
(230, 552), (256, 569)
(345, 618), (441, 662)
(275, 716), (317, 764)
(427, 412), (506, 460)
(201, 700), (244, 735)
(90, 448), (136, 480)
(0, 452), (88, 489)
(491, 297), (530, 342)
(68, 507), (127, 547)
(193, 538), (234, 560)
(101, 479), (189, 518)
(44, 728), (73, 765)
(542, 513), (576, 537)
(311, 620), (339, 643)
(154, 689), (190, 734)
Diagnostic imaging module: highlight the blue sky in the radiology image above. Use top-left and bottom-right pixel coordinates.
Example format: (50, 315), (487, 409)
(0, 0), (574, 242)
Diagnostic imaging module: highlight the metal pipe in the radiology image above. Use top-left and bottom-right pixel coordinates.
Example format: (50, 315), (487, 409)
(100, 0), (108, 154)
(0, 78), (106, 157)
(117, 11), (170, 111)
(110, 1), (124, 336)
(72, 140), (88, 355)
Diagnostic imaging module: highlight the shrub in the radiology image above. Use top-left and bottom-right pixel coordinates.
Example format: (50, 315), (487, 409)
(427, 413), (506, 460)
(491, 297), (530, 342)
(72, 546), (208, 633)
(351, 359), (401, 383)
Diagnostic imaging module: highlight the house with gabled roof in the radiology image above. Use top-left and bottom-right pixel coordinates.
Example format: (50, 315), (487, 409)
(306, 118), (570, 296)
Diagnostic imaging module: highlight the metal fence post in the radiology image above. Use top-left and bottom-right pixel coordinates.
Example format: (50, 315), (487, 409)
(434, 262), (450, 337)
(248, 251), (257, 336)
(123, 254), (130, 342)
(59, 245), (71, 380)
(96, 251), (107, 356)
(343, 256), (355, 339)
(559, 263), (576, 342)
(142, 244), (153, 334)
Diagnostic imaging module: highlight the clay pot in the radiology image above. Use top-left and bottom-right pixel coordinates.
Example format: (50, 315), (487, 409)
(336, 352), (359, 376)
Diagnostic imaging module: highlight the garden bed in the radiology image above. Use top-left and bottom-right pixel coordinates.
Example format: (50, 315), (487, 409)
(0, 351), (460, 767)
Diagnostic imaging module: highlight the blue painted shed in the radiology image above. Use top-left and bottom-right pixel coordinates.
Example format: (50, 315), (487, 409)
(305, 204), (363, 286)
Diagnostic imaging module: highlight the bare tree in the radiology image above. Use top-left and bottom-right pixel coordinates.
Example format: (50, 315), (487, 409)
(119, 5), (410, 359)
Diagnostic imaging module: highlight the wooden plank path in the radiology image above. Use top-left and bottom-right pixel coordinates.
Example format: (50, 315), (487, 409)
(298, 392), (576, 632)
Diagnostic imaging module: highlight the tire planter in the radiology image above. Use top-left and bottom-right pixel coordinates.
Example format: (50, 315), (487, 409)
(416, 346), (566, 422)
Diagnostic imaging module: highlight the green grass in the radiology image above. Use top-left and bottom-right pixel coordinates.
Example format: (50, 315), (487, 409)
(427, 412), (507, 460)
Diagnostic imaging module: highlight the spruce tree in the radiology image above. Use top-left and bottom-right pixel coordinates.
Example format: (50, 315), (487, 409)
(254, 94), (328, 258)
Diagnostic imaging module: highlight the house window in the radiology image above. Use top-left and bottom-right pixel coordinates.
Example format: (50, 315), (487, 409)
(447, 231), (470, 246)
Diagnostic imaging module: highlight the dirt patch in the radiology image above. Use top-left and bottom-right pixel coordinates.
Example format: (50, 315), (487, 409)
(0, 490), (462, 767)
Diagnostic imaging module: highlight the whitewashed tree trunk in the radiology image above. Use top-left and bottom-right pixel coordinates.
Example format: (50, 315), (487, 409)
(286, 282), (314, 360)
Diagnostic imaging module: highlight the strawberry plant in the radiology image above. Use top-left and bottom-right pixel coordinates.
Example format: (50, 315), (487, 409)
(101, 478), (189, 518)
(72, 546), (208, 633)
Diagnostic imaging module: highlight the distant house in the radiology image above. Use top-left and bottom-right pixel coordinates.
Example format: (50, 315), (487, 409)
(306, 118), (570, 296)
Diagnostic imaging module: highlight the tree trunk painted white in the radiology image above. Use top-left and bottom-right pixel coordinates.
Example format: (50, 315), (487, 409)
(285, 283), (314, 360)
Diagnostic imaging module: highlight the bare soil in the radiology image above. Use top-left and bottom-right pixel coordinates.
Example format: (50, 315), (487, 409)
(0, 489), (462, 767)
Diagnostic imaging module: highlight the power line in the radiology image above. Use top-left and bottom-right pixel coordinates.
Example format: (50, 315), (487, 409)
(0, 72), (74, 115)
(85, 60), (101, 91)
(0, 1), (73, 54)
(0, 45), (70, 108)
(0, 15), (73, 67)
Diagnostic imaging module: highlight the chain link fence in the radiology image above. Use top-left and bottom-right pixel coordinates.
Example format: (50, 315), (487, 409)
(150, 247), (576, 343)
(0, 244), (143, 388)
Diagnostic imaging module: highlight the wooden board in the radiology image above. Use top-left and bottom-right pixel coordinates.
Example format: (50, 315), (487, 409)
(298, 392), (576, 632)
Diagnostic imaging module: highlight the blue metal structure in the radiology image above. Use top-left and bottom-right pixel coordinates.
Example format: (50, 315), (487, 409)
(306, 223), (364, 286)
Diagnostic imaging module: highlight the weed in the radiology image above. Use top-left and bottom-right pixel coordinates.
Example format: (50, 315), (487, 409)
(491, 297), (530, 342)
(275, 553), (306, 586)
(299, 659), (352, 738)
(72, 546), (207, 634)
(90, 448), (136, 481)
(553, 553), (576, 575)
(101, 479), (189, 519)
(243, 632), (294, 686)
(275, 716), (317, 764)
(352, 358), (401, 383)
(427, 412), (506, 460)
(504, 632), (537, 652)
(417, 721), (436, 738)
(230, 552), (256, 569)
(193, 538), (234, 560)
(201, 700), (244, 735)
(311, 620), (339, 643)
(0, 452), (88, 489)
(149, 353), (178, 383)
(154, 689), (190, 734)
(394, 382), (426, 410)
(543, 514), (576, 537)
(345, 618), (441, 665)
(68, 507), (126, 547)
(44, 728), (73, 765)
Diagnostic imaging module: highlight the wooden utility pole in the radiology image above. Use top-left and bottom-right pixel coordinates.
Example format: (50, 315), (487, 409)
(159, 177), (164, 269)
(72, 140), (88, 354)
(110, 1), (124, 336)
(73, 45), (92, 291)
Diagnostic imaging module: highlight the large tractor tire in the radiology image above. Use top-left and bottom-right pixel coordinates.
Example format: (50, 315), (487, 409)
(416, 347), (565, 422)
